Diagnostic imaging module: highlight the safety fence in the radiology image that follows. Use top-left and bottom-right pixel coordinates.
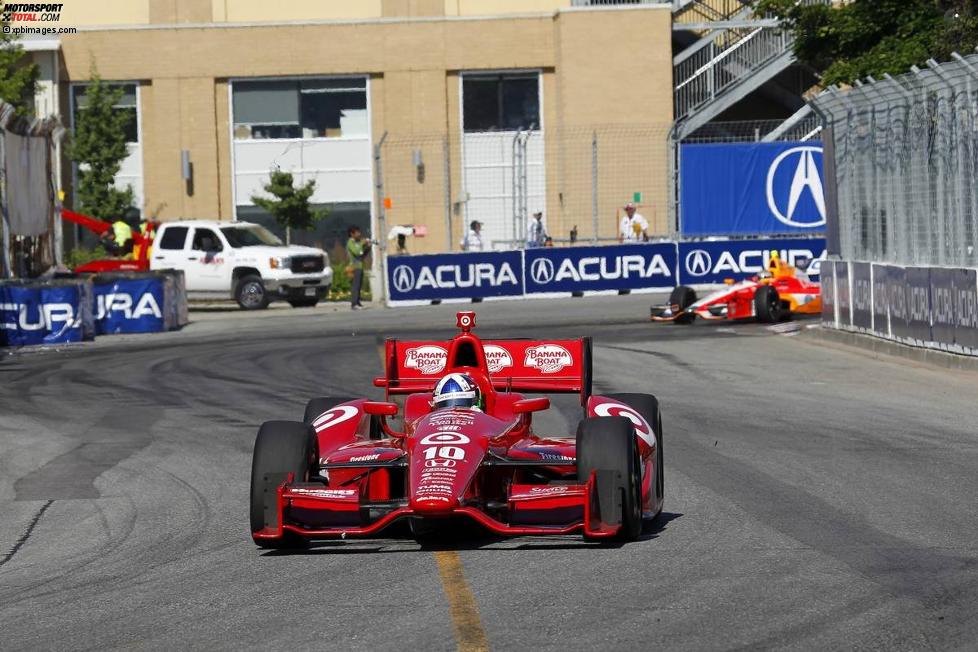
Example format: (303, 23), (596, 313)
(821, 261), (978, 356)
(812, 52), (978, 268)
(0, 100), (65, 279)
(385, 236), (825, 304)
(376, 125), (672, 256)
(0, 270), (188, 347)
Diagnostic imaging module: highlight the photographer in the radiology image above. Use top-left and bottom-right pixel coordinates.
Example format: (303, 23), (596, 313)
(346, 225), (372, 310)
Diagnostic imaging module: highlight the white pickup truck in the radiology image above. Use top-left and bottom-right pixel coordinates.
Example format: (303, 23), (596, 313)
(150, 220), (333, 309)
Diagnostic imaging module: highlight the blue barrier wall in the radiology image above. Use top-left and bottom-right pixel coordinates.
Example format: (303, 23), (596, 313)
(524, 243), (676, 294)
(0, 282), (91, 346)
(93, 277), (166, 334)
(681, 142), (827, 236)
(388, 238), (825, 303)
(387, 251), (524, 302)
(677, 238), (825, 285)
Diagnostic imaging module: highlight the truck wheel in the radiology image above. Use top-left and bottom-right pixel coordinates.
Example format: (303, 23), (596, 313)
(250, 420), (316, 548)
(669, 285), (696, 325)
(577, 416), (642, 541)
(288, 297), (320, 308)
(755, 285), (786, 323)
(604, 393), (663, 520)
(236, 275), (269, 310)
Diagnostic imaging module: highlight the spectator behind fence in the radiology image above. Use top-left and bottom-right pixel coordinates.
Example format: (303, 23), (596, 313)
(461, 220), (484, 252)
(527, 211), (547, 248)
(346, 225), (372, 310)
(618, 202), (649, 243)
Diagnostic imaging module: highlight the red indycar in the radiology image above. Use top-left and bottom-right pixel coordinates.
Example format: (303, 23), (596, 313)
(250, 311), (664, 546)
(650, 255), (822, 324)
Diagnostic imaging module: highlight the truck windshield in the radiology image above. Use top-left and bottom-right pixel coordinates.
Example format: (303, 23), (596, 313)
(221, 226), (284, 248)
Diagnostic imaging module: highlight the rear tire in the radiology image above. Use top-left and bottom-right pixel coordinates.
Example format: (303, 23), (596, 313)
(236, 275), (270, 310)
(577, 416), (642, 541)
(250, 420), (316, 548)
(669, 285), (697, 325)
(755, 285), (786, 323)
(605, 393), (663, 520)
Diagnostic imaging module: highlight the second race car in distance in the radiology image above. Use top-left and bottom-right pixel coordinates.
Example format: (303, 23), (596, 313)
(651, 251), (821, 324)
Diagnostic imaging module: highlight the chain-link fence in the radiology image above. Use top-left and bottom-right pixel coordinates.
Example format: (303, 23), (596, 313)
(377, 124), (672, 255)
(813, 52), (978, 268)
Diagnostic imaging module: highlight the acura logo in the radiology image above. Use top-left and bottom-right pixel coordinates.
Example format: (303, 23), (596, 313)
(684, 249), (712, 277)
(766, 146), (826, 228)
(530, 257), (555, 284)
(391, 265), (415, 293)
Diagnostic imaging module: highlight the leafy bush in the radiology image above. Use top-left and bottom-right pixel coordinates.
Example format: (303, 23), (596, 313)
(65, 245), (108, 270)
(327, 261), (371, 302)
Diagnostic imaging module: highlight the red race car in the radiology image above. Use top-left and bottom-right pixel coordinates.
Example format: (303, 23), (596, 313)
(250, 311), (664, 546)
(650, 254), (822, 324)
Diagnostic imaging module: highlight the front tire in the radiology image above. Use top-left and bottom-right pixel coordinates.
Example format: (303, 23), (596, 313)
(577, 416), (642, 541)
(236, 275), (270, 310)
(669, 285), (697, 325)
(250, 420), (316, 548)
(755, 284), (786, 323)
(605, 393), (663, 520)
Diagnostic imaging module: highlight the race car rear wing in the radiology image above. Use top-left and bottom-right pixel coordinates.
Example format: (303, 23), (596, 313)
(378, 337), (593, 404)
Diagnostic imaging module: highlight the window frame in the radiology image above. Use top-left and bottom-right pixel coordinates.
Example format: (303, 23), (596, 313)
(191, 227), (224, 252)
(69, 81), (142, 145)
(229, 74), (370, 143)
(158, 226), (190, 251)
(460, 70), (543, 134)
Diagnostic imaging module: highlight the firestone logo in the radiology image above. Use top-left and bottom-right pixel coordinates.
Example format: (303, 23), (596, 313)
(484, 344), (513, 373)
(524, 344), (573, 374)
(405, 345), (448, 374)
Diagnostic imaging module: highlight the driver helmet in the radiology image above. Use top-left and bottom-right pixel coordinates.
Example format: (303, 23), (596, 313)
(432, 373), (482, 411)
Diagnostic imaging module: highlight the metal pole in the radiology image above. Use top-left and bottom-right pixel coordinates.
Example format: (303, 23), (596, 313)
(51, 131), (63, 268)
(591, 130), (598, 243)
(0, 129), (10, 279)
(443, 137), (452, 252)
(373, 131), (388, 304)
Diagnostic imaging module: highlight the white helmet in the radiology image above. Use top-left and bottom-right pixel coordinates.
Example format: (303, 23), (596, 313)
(432, 373), (482, 410)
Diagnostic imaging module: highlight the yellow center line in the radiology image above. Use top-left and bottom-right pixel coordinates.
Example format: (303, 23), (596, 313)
(376, 342), (489, 651)
(435, 550), (491, 652)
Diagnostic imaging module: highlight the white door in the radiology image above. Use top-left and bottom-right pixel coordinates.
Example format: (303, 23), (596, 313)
(152, 225), (192, 274)
(187, 227), (231, 291)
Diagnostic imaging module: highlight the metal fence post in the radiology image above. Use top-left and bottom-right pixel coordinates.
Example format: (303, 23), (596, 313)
(591, 129), (598, 243)
(373, 131), (388, 304)
(0, 130), (10, 279)
(443, 136), (452, 252)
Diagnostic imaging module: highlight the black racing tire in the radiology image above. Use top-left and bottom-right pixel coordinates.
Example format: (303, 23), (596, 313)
(287, 297), (320, 308)
(605, 393), (664, 520)
(235, 274), (270, 310)
(577, 416), (642, 541)
(755, 284), (787, 323)
(303, 396), (357, 426)
(669, 285), (697, 325)
(250, 420), (316, 548)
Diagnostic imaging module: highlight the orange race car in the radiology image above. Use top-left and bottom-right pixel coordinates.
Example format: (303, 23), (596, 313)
(651, 252), (822, 324)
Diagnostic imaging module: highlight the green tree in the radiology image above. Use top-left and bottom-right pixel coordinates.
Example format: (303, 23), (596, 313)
(65, 67), (134, 221)
(0, 28), (39, 115)
(753, 0), (978, 86)
(251, 169), (327, 244)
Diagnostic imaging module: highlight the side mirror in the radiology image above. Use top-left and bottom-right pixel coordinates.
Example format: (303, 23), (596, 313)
(512, 397), (550, 414)
(363, 401), (398, 417)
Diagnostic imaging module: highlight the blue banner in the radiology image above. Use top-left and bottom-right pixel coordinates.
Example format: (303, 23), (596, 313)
(525, 243), (677, 294)
(681, 142), (827, 236)
(93, 278), (165, 334)
(678, 238), (826, 285)
(388, 251), (524, 301)
(0, 284), (85, 346)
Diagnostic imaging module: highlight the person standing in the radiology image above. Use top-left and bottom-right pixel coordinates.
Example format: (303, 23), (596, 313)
(527, 211), (547, 248)
(346, 225), (372, 310)
(460, 220), (484, 251)
(618, 202), (649, 243)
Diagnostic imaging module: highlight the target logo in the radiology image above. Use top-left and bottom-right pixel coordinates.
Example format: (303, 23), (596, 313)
(592, 401), (656, 448)
(312, 405), (360, 433)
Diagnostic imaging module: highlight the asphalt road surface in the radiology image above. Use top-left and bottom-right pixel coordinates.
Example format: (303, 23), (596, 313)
(2, 296), (977, 651)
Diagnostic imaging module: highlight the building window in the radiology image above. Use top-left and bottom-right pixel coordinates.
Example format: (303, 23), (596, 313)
(71, 83), (139, 144)
(232, 77), (368, 140)
(463, 74), (540, 132)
